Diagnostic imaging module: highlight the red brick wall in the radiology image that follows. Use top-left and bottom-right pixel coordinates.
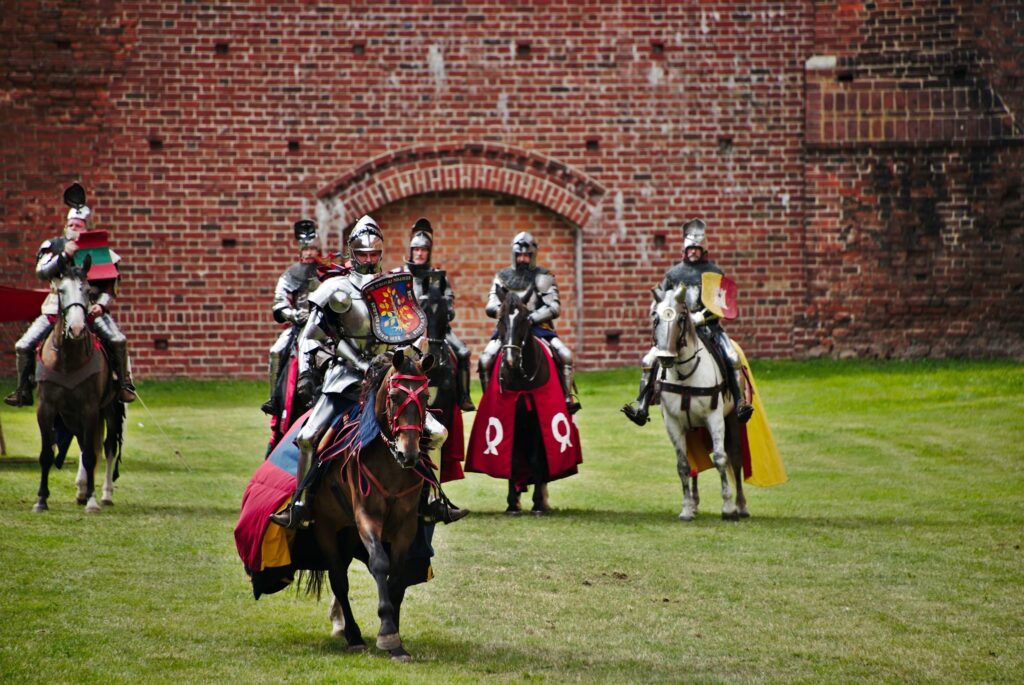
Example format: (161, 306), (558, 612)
(1, 1), (1020, 377)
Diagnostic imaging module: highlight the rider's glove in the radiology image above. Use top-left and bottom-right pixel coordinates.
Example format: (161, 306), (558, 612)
(292, 309), (309, 326)
(689, 311), (706, 327)
(527, 312), (538, 324)
(295, 371), (315, 405)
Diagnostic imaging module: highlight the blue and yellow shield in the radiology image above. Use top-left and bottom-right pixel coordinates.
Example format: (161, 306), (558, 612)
(361, 273), (427, 344)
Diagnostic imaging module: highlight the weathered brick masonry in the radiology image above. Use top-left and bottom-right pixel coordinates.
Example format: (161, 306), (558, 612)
(1, 1), (1020, 378)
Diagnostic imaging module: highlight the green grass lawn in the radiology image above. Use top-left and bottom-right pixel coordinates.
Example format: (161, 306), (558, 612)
(1, 360), (1022, 684)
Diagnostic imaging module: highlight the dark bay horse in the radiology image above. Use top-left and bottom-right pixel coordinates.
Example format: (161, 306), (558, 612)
(495, 288), (553, 515)
(417, 274), (459, 447)
(35, 256), (123, 513)
(308, 348), (435, 661)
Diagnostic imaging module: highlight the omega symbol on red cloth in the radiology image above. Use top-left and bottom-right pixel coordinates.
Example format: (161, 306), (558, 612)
(551, 412), (573, 453)
(484, 417), (504, 455)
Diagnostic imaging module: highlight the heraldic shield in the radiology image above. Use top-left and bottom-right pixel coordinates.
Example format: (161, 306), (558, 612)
(73, 230), (119, 281)
(700, 272), (738, 320)
(361, 272), (427, 344)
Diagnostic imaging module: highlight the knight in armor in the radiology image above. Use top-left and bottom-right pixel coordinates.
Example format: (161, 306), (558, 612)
(5, 184), (136, 407)
(622, 218), (753, 426)
(261, 219), (322, 415)
(269, 215), (468, 530)
(396, 217), (476, 412)
(478, 232), (580, 414)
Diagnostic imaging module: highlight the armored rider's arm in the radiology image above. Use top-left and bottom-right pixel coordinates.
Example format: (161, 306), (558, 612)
(297, 307), (330, 376)
(333, 336), (370, 373)
(35, 239), (71, 281)
(272, 272), (300, 324)
(484, 276), (503, 319)
(528, 272), (561, 324)
(90, 280), (117, 312)
(443, 276), (456, 321)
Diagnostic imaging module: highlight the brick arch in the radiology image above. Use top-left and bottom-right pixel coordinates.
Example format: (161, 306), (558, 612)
(316, 143), (606, 228)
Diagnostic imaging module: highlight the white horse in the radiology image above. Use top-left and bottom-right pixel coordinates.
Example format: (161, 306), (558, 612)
(651, 283), (748, 521)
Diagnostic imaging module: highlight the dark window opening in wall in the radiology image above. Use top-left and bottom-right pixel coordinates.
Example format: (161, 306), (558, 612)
(153, 338), (169, 351)
(287, 140), (300, 152)
(353, 42), (365, 55)
(215, 41), (230, 55)
(148, 137), (163, 151)
(585, 136), (600, 151)
(605, 330), (622, 345)
(221, 237), (237, 248)
(55, 39), (72, 50)
(653, 232), (667, 249)
(651, 41), (665, 57)
(516, 41), (531, 58)
(718, 136), (734, 154)
(837, 71), (854, 83)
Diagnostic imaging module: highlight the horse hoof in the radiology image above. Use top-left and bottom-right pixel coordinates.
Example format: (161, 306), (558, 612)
(739, 510), (751, 519)
(504, 508), (521, 516)
(721, 511), (740, 521)
(101, 499), (114, 507)
(530, 509), (546, 517)
(389, 647), (413, 662)
(678, 513), (695, 522)
(346, 643), (367, 653)
(376, 633), (402, 651)
(32, 502), (48, 513)
(76, 497), (88, 506)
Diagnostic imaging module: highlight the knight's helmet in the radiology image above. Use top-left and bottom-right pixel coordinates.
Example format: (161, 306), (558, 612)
(348, 215), (384, 275)
(63, 183), (91, 238)
(293, 219), (322, 261)
(407, 218), (434, 274)
(682, 218), (707, 257)
(511, 231), (538, 270)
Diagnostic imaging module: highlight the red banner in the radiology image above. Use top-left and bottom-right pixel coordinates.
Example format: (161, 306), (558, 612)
(0, 286), (48, 323)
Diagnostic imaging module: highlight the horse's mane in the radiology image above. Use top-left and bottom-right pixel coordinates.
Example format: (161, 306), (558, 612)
(359, 351), (397, 406)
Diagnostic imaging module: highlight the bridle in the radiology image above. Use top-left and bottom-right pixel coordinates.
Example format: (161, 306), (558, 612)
(379, 370), (429, 461)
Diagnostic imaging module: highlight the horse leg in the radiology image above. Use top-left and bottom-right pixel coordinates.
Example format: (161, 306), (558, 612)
(505, 481), (521, 515)
(315, 523), (365, 650)
(384, 568), (412, 662)
(725, 414), (749, 519)
(81, 413), (102, 513)
(691, 473), (700, 516)
(707, 411), (737, 520)
(101, 409), (117, 506)
(664, 416), (696, 521)
(35, 404), (57, 513)
(355, 519), (402, 654)
(531, 482), (549, 515)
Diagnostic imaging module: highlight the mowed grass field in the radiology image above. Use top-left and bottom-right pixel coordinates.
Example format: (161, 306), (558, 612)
(1, 360), (1022, 684)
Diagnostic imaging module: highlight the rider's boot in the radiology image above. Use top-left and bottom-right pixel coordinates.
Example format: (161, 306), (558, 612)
(110, 346), (136, 403)
(478, 363), (490, 394)
(562, 362), (581, 414)
(621, 366), (654, 426)
(418, 483), (469, 525)
(3, 349), (36, 407)
(261, 353), (281, 415)
(456, 356), (476, 412)
(270, 446), (312, 529)
(734, 369), (754, 424)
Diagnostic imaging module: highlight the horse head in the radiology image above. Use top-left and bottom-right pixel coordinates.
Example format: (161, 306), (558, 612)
(422, 277), (452, 367)
(376, 348), (433, 469)
(652, 283), (697, 360)
(55, 254), (92, 341)
(497, 287), (533, 377)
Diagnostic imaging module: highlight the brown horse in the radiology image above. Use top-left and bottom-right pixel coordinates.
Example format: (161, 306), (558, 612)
(308, 348), (435, 661)
(34, 255), (123, 513)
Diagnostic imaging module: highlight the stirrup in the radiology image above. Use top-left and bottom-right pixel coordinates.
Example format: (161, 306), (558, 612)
(120, 385), (137, 403)
(567, 397), (582, 415)
(260, 399), (275, 415)
(421, 498), (469, 525)
(736, 403), (754, 424)
(269, 501), (310, 530)
(621, 402), (649, 426)
(4, 390), (32, 407)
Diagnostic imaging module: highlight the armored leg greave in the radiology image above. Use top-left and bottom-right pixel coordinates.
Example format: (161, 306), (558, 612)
(264, 329), (291, 413)
(548, 337), (578, 412)
(447, 333), (475, 410)
(93, 314), (135, 402)
(271, 391), (336, 529)
(714, 328), (752, 423)
(478, 338), (501, 392)
(5, 316), (55, 406)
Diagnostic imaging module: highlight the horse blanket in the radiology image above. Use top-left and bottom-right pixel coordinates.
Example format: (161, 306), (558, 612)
(682, 341), (787, 487)
(465, 343), (582, 485)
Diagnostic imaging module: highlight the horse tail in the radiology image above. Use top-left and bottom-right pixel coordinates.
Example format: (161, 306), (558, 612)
(297, 569), (327, 600)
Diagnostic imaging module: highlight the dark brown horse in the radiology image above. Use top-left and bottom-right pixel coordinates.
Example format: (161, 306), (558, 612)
(35, 256), (123, 513)
(308, 348), (434, 661)
(494, 288), (553, 514)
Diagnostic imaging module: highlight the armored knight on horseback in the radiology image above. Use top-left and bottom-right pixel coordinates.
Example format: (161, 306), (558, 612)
(396, 217), (476, 412)
(478, 232), (580, 414)
(5, 183), (136, 408)
(261, 219), (323, 416)
(622, 218), (753, 426)
(270, 215), (467, 530)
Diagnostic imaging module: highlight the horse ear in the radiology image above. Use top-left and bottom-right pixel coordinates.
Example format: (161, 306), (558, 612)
(392, 348), (405, 369)
(674, 285), (687, 303)
(79, 253), (92, 278)
(420, 353), (435, 373)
